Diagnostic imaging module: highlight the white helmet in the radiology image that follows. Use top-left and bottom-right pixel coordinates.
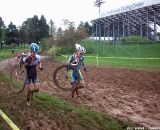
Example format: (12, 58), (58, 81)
(75, 44), (86, 53)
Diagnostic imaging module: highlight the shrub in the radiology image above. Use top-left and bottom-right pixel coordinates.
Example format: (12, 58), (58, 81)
(40, 38), (54, 52)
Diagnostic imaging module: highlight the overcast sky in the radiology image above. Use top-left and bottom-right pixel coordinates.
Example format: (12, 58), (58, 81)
(0, 0), (141, 28)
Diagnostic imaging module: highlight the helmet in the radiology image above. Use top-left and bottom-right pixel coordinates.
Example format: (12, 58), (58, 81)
(30, 43), (39, 53)
(75, 44), (86, 54)
(81, 46), (86, 53)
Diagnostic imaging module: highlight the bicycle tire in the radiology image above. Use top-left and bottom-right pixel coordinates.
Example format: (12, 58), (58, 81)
(53, 65), (73, 91)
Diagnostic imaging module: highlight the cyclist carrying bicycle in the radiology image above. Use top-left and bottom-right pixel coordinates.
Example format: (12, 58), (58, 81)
(17, 43), (42, 106)
(67, 44), (87, 98)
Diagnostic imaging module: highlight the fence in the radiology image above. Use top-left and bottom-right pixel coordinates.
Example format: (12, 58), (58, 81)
(54, 41), (160, 68)
(57, 53), (160, 68)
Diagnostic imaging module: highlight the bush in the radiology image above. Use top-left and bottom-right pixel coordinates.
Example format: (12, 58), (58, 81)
(47, 46), (56, 56)
(47, 45), (74, 56)
(40, 38), (54, 52)
(58, 45), (73, 54)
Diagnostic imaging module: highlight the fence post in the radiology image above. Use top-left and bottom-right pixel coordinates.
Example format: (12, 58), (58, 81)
(96, 54), (99, 68)
(138, 41), (139, 57)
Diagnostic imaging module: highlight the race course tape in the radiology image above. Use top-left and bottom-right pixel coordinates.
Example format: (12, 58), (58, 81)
(58, 53), (160, 60)
(0, 109), (20, 130)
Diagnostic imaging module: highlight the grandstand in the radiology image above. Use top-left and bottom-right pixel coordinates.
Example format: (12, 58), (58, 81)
(92, 0), (160, 43)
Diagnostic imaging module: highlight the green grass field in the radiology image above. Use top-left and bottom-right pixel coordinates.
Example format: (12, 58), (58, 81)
(0, 45), (29, 60)
(81, 40), (160, 58)
(54, 40), (160, 70)
(55, 55), (160, 70)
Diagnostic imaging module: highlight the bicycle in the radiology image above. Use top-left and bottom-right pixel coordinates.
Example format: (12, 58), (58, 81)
(53, 63), (81, 91)
(10, 53), (27, 80)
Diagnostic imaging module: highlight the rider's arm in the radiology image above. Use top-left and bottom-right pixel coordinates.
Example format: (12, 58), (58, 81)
(39, 61), (43, 70)
(81, 56), (87, 71)
(66, 55), (74, 71)
(36, 54), (42, 70)
(24, 57), (39, 67)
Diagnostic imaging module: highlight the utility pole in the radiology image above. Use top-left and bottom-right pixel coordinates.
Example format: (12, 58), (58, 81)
(94, 0), (105, 44)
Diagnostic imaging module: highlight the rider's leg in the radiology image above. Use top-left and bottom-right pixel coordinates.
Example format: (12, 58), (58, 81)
(71, 82), (77, 98)
(78, 80), (85, 89)
(77, 71), (85, 89)
(30, 77), (39, 99)
(75, 87), (79, 95)
(23, 76), (31, 105)
(25, 81), (31, 106)
(31, 76), (39, 92)
(70, 71), (77, 98)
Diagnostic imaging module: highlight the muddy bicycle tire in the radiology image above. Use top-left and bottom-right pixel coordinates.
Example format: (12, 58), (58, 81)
(53, 65), (72, 91)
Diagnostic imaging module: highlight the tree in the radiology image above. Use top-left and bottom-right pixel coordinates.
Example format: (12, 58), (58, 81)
(38, 15), (49, 39)
(57, 27), (63, 37)
(55, 20), (89, 46)
(0, 17), (5, 42)
(0, 17), (6, 49)
(84, 22), (92, 36)
(19, 18), (32, 43)
(31, 15), (40, 42)
(77, 21), (92, 37)
(19, 15), (50, 43)
(5, 22), (18, 45)
(49, 19), (56, 38)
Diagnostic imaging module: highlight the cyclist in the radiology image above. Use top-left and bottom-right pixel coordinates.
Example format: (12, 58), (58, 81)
(67, 44), (87, 98)
(17, 43), (42, 106)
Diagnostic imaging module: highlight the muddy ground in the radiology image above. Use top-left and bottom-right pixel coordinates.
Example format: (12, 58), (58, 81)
(38, 58), (160, 127)
(1, 57), (160, 128)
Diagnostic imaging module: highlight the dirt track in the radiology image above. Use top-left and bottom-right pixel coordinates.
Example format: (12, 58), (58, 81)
(1, 57), (160, 128)
(38, 58), (160, 128)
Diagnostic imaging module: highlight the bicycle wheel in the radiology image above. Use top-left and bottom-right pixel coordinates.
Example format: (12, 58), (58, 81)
(53, 65), (72, 91)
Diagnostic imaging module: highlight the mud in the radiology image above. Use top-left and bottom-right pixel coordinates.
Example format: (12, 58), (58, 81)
(38, 58), (160, 128)
(1, 57), (160, 128)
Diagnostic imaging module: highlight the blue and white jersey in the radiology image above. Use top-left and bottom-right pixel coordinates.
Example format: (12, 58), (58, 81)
(68, 54), (84, 71)
(22, 52), (40, 63)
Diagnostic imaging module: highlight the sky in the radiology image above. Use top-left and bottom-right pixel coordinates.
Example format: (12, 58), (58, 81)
(0, 0), (142, 28)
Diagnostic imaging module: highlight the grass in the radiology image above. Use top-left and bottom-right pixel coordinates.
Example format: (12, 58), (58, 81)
(0, 125), (4, 130)
(0, 72), (132, 130)
(55, 55), (160, 70)
(0, 44), (29, 60)
(81, 40), (160, 58)
(35, 92), (131, 130)
(54, 40), (160, 70)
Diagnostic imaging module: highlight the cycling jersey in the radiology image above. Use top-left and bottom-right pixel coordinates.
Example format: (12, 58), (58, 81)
(68, 54), (84, 83)
(68, 54), (84, 70)
(24, 54), (40, 84)
(22, 53), (40, 63)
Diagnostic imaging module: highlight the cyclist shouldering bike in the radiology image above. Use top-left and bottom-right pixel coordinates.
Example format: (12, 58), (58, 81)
(66, 44), (87, 98)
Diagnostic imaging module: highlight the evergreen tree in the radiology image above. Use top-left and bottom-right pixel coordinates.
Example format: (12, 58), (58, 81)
(5, 22), (18, 44)
(38, 15), (49, 39)
(49, 19), (56, 38)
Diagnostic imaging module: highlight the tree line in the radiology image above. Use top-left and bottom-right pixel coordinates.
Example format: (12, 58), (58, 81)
(0, 15), (92, 48)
